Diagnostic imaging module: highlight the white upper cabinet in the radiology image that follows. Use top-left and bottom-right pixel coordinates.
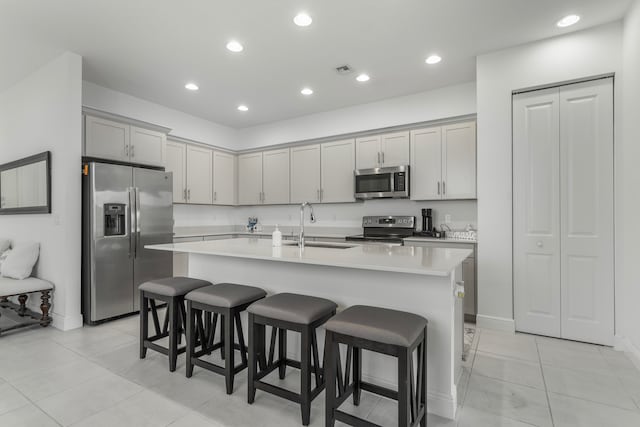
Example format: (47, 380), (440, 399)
(262, 148), (290, 205)
(442, 122), (476, 199)
(238, 152), (263, 205)
(165, 140), (187, 203)
(410, 121), (476, 200)
(290, 144), (321, 203)
(321, 139), (355, 203)
(186, 145), (213, 204)
(85, 116), (130, 162)
(213, 150), (236, 205)
(410, 127), (442, 200)
(356, 131), (410, 169)
(355, 136), (381, 169)
(380, 131), (410, 166)
(85, 115), (168, 167)
(130, 126), (166, 167)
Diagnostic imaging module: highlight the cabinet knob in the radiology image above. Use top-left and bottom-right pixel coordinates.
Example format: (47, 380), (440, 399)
(536, 241), (543, 248)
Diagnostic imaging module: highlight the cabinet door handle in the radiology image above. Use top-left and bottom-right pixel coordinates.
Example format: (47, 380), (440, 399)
(213, 191), (217, 201)
(442, 181), (446, 195)
(183, 189), (187, 201)
(437, 181), (441, 195)
(187, 189), (191, 201)
(381, 152), (385, 164)
(125, 145), (129, 157)
(131, 145), (135, 158)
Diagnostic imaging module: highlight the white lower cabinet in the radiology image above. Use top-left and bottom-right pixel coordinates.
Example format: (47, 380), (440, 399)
(238, 152), (263, 205)
(186, 145), (213, 204)
(262, 149), (290, 204)
(213, 150), (236, 205)
(290, 145), (321, 203)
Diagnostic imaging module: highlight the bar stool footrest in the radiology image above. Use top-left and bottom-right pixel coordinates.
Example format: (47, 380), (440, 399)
(360, 381), (398, 401)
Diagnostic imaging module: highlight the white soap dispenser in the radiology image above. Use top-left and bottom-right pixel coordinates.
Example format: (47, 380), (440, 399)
(272, 224), (282, 247)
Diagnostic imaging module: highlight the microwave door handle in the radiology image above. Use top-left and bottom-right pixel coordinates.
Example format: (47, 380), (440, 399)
(390, 173), (395, 194)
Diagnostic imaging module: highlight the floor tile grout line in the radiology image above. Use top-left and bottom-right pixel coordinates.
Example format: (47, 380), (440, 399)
(2, 381), (64, 427)
(544, 388), (640, 413)
(536, 339), (556, 427)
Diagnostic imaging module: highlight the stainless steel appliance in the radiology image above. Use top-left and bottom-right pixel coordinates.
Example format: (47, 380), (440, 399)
(82, 162), (173, 324)
(346, 215), (415, 244)
(354, 165), (409, 199)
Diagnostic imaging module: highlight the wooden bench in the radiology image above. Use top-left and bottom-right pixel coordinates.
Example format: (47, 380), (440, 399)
(0, 277), (52, 335)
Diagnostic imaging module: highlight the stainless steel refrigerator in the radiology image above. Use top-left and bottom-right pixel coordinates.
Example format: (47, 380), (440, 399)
(82, 162), (173, 324)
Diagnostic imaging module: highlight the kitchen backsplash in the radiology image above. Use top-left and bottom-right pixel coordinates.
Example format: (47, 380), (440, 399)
(174, 199), (477, 231)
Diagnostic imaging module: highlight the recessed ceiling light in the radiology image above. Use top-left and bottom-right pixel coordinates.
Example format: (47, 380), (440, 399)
(185, 82), (199, 91)
(226, 40), (244, 52)
(294, 13), (313, 27)
(356, 73), (370, 82)
(300, 87), (313, 96)
(425, 55), (442, 65)
(557, 14), (580, 28)
(237, 105), (249, 112)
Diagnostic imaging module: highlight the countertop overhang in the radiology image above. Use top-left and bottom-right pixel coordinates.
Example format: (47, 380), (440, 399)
(147, 238), (473, 277)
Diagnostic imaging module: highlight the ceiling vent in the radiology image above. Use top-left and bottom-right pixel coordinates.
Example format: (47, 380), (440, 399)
(335, 65), (354, 75)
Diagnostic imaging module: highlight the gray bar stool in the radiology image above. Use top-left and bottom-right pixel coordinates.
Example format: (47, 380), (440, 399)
(139, 277), (211, 372)
(324, 305), (428, 427)
(185, 283), (267, 394)
(247, 293), (337, 426)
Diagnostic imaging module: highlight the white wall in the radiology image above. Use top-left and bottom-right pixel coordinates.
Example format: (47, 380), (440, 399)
(82, 81), (238, 150)
(476, 22), (623, 330)
(0, 52), (83, 330)
(175, 199), (477, 232)
(237, 82), (476, 150)
(621, 0), (640, 360)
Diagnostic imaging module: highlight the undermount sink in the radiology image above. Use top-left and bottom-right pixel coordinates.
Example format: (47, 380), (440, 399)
(282, 241), (356, 249)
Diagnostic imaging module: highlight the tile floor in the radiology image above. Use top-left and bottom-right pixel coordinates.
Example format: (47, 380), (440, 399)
(1, 311), (639, 426)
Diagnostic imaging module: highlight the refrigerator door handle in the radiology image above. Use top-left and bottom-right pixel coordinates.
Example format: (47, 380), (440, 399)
(128, 187), (135, 258)
(135, 187), (141, 258)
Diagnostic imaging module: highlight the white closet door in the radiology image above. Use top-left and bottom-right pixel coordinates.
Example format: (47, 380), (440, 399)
(559, 79), (614, 345)
(513, 88), (561, 337)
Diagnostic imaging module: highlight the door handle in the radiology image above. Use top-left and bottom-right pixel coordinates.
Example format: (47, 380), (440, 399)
(128, 188), (134, 258)
(437, 181), (441, 195)
(536, 241), (543, 248)
(187, 189), (191, 201)
(377, 152), (380, 164)
(125, 145), (129, 157)
(131, 145), (135, 158)
(213, 191), (217, 201)
(442, 181), (446, 195)
(183, 189), (187, 202)
(135, 187), (141, 257)
(381, 152), (385, 164)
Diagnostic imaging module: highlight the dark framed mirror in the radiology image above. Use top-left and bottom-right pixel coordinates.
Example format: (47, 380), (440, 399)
(0, 151), (51, 215)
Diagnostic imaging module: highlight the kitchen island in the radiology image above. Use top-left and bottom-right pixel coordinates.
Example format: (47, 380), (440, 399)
(147, 238), (472, 419)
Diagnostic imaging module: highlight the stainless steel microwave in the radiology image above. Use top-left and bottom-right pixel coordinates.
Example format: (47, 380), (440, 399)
(354, 165), (409, 199)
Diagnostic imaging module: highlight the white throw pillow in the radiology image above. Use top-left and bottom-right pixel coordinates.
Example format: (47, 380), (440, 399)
(0, 239), (10, 253)
(0, 242), (40, 280)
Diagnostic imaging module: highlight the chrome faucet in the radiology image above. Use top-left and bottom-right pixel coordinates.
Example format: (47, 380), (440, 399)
(298, 202), (316, 249)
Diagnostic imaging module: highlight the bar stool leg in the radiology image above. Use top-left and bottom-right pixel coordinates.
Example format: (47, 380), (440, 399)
(324, 330), (336, 427)
(220, 315), (226, 360)
(353, 346), (362, 406)
(140, 291), (148, 359)
(301, 326), (312, 426)
(398, 347), (410, 427)
(186, 301), (195, 378)
(248, 313), (257, 404)
(421, 330), (427, 427)
(224, 311), (235, 394)
(278, 328), (287, 379)
(169, 298), (178, 372)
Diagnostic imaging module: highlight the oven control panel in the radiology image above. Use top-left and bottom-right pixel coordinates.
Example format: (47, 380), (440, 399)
(362, 216), (415, 229)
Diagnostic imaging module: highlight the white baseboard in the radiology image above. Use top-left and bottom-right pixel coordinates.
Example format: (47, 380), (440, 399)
(362, 373), (457, 420)
(614, 335), (640, 371)
(476, 314), (515, 332)
(52, 312), (83, 331)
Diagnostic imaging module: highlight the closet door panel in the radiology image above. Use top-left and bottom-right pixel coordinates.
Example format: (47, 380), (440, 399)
(559, 79), (614, 345)
(513, 88), (561, 337)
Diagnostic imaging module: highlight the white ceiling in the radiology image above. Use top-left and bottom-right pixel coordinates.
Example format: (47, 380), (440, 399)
(0, 0), (631, 128)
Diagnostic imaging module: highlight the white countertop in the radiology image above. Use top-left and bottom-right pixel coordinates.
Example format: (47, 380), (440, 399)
(147, 238), (473, 277)
(403, 236), (477, 244)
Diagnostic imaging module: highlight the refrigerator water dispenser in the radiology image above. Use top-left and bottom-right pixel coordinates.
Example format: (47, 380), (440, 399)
(104, 203), (125, 236)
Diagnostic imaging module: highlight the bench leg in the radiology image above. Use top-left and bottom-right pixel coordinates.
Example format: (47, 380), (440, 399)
(17, 294), (28, 316)
(39, 291), (52, 327)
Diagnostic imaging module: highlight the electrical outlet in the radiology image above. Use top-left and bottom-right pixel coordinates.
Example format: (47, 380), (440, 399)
(445, 214), (452, 224)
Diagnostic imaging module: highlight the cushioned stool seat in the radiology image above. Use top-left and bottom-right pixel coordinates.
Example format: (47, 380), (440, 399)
(186, 283), (266, 308)
(184, 283), (267, 394)
(325, 305), (427, 347)
(247, 292), (337, 325)
(139, 276), (211, 372)
(139, 276), (211, 297)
